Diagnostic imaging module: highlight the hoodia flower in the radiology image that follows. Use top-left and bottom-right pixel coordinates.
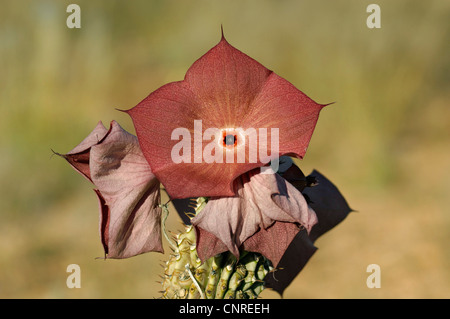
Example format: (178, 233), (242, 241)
(126, 33), (326, 199)
(58, 33), (333, 270)
(58, 121), (163, 258)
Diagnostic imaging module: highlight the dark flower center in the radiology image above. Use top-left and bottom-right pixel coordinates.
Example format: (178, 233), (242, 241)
(223, 134), (237, 147)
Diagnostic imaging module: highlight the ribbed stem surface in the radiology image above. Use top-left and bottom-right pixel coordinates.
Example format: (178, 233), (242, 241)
(161, 198), (273, 299)
(161, 226), (272, 299)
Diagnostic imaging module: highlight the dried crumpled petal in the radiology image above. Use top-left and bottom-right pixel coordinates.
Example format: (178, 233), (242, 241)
(59, 121), (163, 258)
(126, 34), (326, 199)
(264, 166), (353, 295)
(61, 121), (109, 181)
(192, 169), (317, 267)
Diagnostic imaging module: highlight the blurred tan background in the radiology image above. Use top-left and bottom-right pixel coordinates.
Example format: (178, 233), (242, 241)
(0, 0), (449, 298)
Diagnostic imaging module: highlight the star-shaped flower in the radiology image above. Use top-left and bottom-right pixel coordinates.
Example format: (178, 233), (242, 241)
(126, 34), (326, 199)
(57, 33), (349, 284)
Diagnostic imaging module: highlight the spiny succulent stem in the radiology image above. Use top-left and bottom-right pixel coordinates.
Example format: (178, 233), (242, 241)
(185, 263), (205, 299)
(161, 197), (273, 299)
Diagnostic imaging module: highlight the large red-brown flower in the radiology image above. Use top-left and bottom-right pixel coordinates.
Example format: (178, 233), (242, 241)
(126, 34), (326, 199)
(57, 32), (351, 296)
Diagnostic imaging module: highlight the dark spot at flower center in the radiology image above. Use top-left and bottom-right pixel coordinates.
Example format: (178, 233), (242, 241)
(223, 134), (237, 146)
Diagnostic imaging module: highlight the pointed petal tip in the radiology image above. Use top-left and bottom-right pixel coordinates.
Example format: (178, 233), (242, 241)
(115, 107), (128, 113)
(218, 24), (232, 46)
(220, 24), (225, 40)
(108, 119), (121, 129)
(321, 101), (336, 108)
(94, 255), (107, 261)
(50, 148), (64, 159)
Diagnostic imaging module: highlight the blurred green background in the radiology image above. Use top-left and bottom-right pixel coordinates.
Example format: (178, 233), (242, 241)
(1, 0), (449, 298)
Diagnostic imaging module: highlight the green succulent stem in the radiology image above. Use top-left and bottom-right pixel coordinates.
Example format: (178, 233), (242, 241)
(161, 197), (273, 299)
